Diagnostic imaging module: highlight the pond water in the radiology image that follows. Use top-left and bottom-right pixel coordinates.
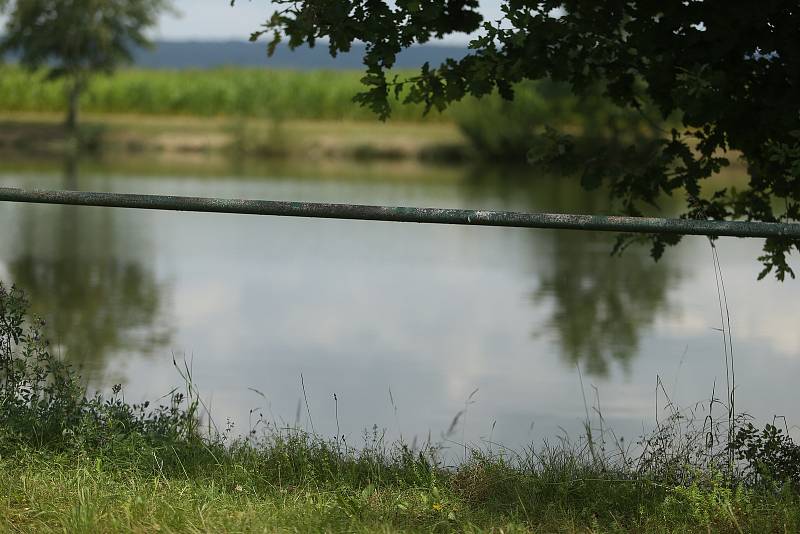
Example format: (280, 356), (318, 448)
(0, 158), (798, 452)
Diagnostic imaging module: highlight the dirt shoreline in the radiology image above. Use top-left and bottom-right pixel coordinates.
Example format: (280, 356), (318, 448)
(0, 112), (472, 164)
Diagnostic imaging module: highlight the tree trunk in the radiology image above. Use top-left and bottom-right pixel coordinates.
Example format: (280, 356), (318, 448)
(63, 153), (79, 190)
(65, 76), (81, 133)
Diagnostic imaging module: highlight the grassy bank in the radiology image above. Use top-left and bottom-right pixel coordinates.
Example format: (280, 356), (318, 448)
(3, 283), (798, 532)
(5, 431), (800, 533)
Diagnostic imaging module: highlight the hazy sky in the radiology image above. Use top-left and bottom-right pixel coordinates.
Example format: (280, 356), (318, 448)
(155, 1), (270, 41)
(157, 0), (505, 43)
(0, 1), (505, 44)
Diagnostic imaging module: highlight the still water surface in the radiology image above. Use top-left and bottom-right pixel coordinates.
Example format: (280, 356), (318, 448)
(1, 159), (798, 450)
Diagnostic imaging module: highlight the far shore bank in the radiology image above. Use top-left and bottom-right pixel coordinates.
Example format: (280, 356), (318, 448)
(0, 112), (750, 194)
(0, 112), (473, 164)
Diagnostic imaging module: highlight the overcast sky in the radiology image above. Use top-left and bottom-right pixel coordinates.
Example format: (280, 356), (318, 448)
(156, 0), (505, 43)
(0, 1), (505, 43)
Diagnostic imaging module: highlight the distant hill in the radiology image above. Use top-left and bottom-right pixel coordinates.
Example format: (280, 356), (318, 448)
(129, 40), (468, 70)
(1, 39), (469, 70)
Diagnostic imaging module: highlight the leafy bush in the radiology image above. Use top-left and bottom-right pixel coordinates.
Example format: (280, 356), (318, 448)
(0, 282), (200, 450)
(732, 422), (800, 489)
(0, 283), (84, 443)
(452, 79), (670, 164)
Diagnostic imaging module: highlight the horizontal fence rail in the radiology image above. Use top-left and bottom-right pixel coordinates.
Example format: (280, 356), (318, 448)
(1, 187), (800, 239)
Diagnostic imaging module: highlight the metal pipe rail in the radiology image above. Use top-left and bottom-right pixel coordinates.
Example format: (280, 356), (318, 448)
(1, 187), (799, 239)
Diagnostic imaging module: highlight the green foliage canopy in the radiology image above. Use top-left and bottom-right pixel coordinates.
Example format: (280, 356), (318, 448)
(0, 0), (169, 74)
(242, 0), (800, 279)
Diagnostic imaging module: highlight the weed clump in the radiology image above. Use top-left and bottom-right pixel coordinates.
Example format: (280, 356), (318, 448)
(733, 421), (800, 490)
(0, 282), (200, 451)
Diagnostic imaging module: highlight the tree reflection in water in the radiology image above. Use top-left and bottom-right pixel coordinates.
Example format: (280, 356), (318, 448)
(464, 166), (682, 377)
(6, 156), (172, 381)
(533, 230), (679, 376)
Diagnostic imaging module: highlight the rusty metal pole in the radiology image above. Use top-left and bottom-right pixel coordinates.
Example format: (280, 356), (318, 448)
(1, 187), (800, 239)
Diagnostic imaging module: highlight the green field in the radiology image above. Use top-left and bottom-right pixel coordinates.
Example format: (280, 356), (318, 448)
(0, 65), (662, 128)
(0, 66), (445, 121)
